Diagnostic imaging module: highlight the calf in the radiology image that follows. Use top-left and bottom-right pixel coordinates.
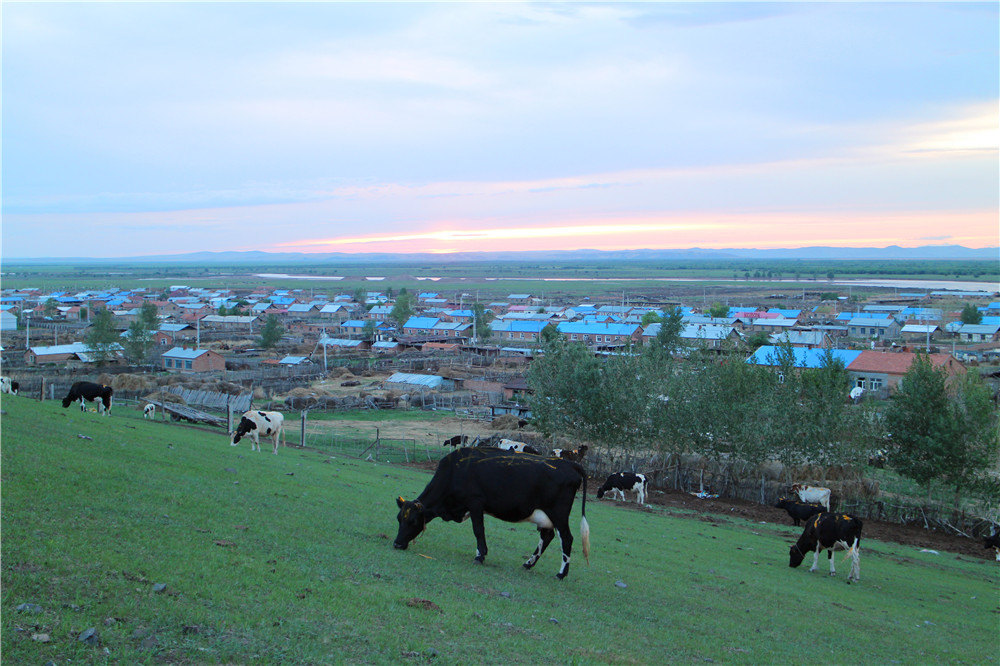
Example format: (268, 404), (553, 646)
(597, 472), (648, 505)
(61, 381), (113, 416)
(143, 403), (155, 419)
(789, 513), (862, 583)
(775, 497), (826, 526)
(789, 483), (831, 511)
(984, 532), (1000, 561)
(393, 447), (589, 579)
(1, 377), (19, 396)
(551, 445), (588, 462)
(443, 434), (469, 448)
(231, 410), (286, 454)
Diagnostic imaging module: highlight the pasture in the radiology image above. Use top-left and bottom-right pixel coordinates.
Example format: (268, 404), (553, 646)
(2, 396), (998, 664)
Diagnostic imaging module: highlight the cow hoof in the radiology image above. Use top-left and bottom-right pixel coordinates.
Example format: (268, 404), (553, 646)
(829, 572), (836, 577)
(474, 556), (485, 565)
(556, 572), (567, 580)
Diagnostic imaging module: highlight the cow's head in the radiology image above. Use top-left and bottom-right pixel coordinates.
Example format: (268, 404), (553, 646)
(61, 395), (74, 408)
(774, 497), (791, 509)
(788, 543), (807, 569)
(232, 416), (256, 445)
(393, 497), (427, 550)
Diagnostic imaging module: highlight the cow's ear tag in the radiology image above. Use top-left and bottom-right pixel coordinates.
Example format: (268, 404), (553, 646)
(396, 496), (405, 508)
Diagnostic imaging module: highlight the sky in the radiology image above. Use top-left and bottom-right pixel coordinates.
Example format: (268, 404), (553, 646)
(2, 2), (998, 259)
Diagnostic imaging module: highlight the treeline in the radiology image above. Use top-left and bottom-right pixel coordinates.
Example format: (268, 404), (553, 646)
(527, 333), (999, 508)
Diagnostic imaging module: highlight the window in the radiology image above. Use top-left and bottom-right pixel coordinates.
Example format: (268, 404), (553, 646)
(185, 360), (192, 369)
(870, 378), (883, 391)
(595, 335), (602, 342)
(165, 358), (172, 368)
(855, 377), (866, 389)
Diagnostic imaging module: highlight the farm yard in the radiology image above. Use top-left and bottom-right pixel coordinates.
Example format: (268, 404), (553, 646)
(2, 396), (998, 664)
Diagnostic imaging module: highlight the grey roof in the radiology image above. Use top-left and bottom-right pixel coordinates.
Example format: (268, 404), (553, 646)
(162, 347), (212, 359)
(386, 372), (444, 388)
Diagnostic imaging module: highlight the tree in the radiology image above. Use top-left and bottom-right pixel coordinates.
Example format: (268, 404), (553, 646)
(708, 302), (729, 319)
(640, 311), (661, 327)
(86, 308), (120, 365)
(960, 303), (983, 325)
(259, 314), (284, 349)
(746, 331), (771, 351)
(361, 319), (377, 342)
(43, 298), (58, 316)
(390, 291), (415, 330)
(472, 303), (493, 341)
(652, 307), (683, 355)
(122, 302), (161, 365)
(885, 355), (1000, 505)
(354, 287), (367, 304)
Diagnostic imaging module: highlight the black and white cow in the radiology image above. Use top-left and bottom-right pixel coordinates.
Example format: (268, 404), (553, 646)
(1, 377), (19, 396)
(597, 472), (648, 505)
(231, 410), (286, 454)
(61, 381), (113, 415)
(443, 434), (469, 448)
(393, 446), (590, 579)
(496, 438), (540, 455)
(551, 445), (588, 462)
(983, 531), (1000, 561)
(789, 513), (863, 584)
(774, 497), (826, 526)
(143, 403), (155, 419)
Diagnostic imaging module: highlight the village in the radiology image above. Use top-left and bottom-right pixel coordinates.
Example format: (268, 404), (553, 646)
(2, 279), (1000, 407)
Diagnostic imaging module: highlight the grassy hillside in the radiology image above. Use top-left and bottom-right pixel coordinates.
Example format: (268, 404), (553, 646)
(2, 396), (997, 664)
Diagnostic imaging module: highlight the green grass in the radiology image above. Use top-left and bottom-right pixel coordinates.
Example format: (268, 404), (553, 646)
(3, 396), (998, 664)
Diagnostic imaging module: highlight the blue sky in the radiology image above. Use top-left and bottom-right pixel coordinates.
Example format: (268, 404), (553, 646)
(2, 2), (997, 258)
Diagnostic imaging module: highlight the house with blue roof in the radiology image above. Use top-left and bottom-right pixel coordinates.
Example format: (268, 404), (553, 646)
(338, 319), (369, 336)
(556, 321), (642, 345)
(746, 345), (862, 370)
(401, 317), (440, 336)
(493, 320), (548, 342)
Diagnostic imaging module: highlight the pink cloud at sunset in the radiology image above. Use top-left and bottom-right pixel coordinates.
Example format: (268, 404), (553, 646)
(275, 210), (997, 255)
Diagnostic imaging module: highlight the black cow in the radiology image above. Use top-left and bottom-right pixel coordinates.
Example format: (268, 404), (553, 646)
(443, 434), (469, 448)
(983, 532), (1000, 561)
(774, 497), (826, 526)
(597, 472), (648, 505)
(61, 381), (113, 416)
(393, 447), (590, 579)
(789, 513), (863, 583)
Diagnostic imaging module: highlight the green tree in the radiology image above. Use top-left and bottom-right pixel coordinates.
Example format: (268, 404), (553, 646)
(472, 303), (493, 341)
(259, 314), (284, 349)
(885, 355), (1000, 506)
(43, 298), (58, 316)
(354, 287), (367, 304)
(640, 311), (662, 327)
(746, 331), (771, 351)
(389, 291), (415, 330)
(708, 302), (729, 318)
(86, 308), (120, 365)
(361, 319), (377, 342)
(960, 303), (983, 325)
(653, 307), (683, 355)
(540, 323), (562, 344)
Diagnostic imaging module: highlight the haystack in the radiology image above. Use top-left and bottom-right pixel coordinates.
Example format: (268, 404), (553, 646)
(142, 390), (187, 405)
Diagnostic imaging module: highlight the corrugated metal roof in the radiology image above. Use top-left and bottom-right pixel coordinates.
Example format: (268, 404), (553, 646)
(386, 372), (444, 388)
(162, 347), (211, 359)
(746, 346), (861, 369)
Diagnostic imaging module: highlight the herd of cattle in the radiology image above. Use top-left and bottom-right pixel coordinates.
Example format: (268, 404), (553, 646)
(3, 377), (999, 576)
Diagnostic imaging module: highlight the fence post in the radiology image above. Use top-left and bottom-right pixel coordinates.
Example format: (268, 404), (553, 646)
(227, 395), (233, 433)
(300, 410), (306, 448)
(40, 377), (46, 402)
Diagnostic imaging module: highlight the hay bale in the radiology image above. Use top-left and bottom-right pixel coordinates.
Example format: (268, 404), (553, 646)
(491, 414), (521, 430)
(252, 387), (267, 400)
(97, 373), (114, 386)
(143, 391), (186, 405)
(756, 460), (784, 481)
(861, 478), (880, 498)
(111, 373), (153, 391)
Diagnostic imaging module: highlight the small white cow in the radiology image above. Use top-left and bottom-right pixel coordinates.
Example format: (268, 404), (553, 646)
(143, 403), (155, 419)
(790, 483), (831, 511)
(0, 377), (19, 395)
(231, 410), (286, 454)
(597, 472), (649, 505)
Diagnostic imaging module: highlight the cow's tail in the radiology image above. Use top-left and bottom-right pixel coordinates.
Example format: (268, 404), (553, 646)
(580, 470), (590, 565)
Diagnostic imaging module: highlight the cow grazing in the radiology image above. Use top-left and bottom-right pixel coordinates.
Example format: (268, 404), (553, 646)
(984, 532), (1000, 561)
(789, 513), (862, 583)
(61, 381), (113, 415)
(443, 434), (469, 448)
(775, 497), (826, 526)
(143, 403), (155, 419)
(597, 472), (648, 505)
(393, 447), (590, 579)
(0, 377), (19, 395)
(496, 438), (540, 455)
(231, 410), (286, 454)
(551, 445), (588, 462)
(789, 483), (831, 511)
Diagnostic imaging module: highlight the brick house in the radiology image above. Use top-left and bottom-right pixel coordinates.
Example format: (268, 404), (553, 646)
(556, 322), (643, 346)
(161, 347), (226, 373)
(846, 351), (964, 394)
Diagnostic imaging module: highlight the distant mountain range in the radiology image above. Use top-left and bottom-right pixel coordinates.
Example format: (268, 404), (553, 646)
(4, 245), (998, 264)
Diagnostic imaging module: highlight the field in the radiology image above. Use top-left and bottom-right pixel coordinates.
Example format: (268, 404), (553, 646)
(3, 396), (998, 664)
